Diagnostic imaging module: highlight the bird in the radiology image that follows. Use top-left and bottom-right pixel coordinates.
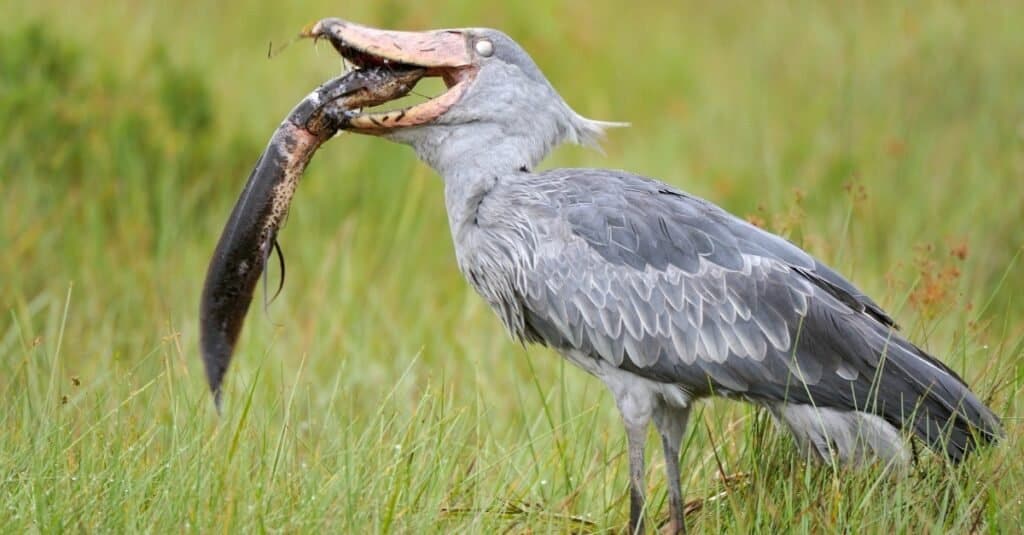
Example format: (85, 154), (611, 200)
(305, 19), (1003, 533)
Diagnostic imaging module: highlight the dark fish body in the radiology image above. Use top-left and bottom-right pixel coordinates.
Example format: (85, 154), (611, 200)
(200, 66), (423, 407)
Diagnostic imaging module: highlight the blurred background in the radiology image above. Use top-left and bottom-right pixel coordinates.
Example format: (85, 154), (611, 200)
(3, 1), (1022, 532)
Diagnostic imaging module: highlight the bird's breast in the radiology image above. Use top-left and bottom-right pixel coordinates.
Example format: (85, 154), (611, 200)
(451, 217), (543, 342)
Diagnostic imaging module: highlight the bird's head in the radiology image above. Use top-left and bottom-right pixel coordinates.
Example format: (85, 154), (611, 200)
(305, 18), (623, 175)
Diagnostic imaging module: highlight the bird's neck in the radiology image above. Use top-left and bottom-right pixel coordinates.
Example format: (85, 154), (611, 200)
(412, 124), (545, 176)
(440, 164), (506, 235)
(406, 125), (544, 232)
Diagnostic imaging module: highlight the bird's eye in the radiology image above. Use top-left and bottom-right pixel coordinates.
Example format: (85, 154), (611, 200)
(475, 39), (494, 57)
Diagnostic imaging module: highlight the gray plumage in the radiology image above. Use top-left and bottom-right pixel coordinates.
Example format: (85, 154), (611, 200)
(467, 169), (997, 458)
(340, 25), (1001, 533)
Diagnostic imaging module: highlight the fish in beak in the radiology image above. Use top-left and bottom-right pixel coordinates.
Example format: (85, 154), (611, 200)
(199, 65), (423, 408)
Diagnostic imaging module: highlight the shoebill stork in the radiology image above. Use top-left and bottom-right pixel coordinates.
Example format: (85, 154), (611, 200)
(204, 19), (1002, 534)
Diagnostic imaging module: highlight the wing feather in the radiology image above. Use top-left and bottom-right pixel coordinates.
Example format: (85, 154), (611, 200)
(469, 168), (999, 459)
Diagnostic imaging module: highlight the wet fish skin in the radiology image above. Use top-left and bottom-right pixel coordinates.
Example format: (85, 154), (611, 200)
(199, 66), (423, 408)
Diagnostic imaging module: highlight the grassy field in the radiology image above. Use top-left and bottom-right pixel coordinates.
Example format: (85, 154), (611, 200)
(3, 1), (1023, 532)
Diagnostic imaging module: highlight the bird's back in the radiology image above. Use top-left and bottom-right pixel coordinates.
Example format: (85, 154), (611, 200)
(461, 168), (1001, 461)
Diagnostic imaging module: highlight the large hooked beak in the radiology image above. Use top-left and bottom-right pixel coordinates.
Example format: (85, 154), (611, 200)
(303, 18), (479, 132)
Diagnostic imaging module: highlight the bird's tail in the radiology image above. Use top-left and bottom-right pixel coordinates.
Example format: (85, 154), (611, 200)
(860, 323), (1002, 462)
(771, 326), (1001, 464)
(872, 327), (999, 457)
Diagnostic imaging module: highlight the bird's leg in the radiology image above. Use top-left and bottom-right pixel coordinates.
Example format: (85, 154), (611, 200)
(653, 404), (691, 535)
(612, 389), (655, 535)
(624, 420), (648, 535)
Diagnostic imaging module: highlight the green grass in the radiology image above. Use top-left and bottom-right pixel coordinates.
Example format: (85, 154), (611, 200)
(2, 1), (1023, 532)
